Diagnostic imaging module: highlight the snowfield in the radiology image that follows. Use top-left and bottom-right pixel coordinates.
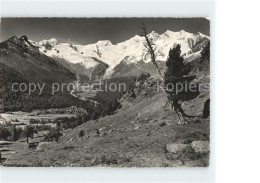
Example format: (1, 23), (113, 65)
(36, 30), (209, 76)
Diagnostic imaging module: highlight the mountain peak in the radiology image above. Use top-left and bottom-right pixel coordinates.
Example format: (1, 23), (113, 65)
(39, 38), (58, 47)
(48, 38), (58, 42)
(163, 30), (174, 37)
(5, 36), (20, 44)
(163, 30), (191, 36)
(179, 29), (186, 34)
(19, 35), (39, 48)
(133, 35), (141, 38)
(148, 31), (159, 37)
(197, 32), (210, 39)
(2, 35), (32, 46)
(164, 29), (172, 34)
(97, 40), (112, 46)
(19, 35), (29, 41)
(0, 35), (40, 54)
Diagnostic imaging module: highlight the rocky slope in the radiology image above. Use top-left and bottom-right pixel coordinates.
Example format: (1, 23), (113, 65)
(0, 36), (98, 112)
(0, 36), (76, 83)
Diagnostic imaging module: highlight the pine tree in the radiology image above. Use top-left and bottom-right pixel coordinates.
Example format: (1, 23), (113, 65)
(164, 44), (199, 124)
(164, 44), (193, 90)
(101, 107), (109, 117)
(108, 102), (113, 115)
(23, 125), (34, 143)
(90, 110), (99, 120)
(0, 126), (11, 140)
(12, 125), (20, 141)
(79, 129), (85, 137)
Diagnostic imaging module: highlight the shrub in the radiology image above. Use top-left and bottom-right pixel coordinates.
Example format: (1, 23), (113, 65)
(0, 126), (12, 140)
(79, 129), (85, 137)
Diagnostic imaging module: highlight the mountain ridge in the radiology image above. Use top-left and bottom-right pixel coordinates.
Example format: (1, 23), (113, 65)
(0, 30), (210, 83)
(0, 35), (76, 83)
(35, 30), (210, 78)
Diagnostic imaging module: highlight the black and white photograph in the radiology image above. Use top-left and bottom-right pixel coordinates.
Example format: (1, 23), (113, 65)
(0, 17), (210, 167)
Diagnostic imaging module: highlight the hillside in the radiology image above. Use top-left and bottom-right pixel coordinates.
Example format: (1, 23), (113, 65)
(0, 36), (76, 83)
(2, 75), (210, 167)
(0, 36), (98, 113)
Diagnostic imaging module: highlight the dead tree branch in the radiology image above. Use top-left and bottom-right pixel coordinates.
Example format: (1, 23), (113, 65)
(139, 22), (164, 81)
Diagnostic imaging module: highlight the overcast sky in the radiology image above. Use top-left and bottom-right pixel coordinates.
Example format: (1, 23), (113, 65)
(0, 18), (210, 44)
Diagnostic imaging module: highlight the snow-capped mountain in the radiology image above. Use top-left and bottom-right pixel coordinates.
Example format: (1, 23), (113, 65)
(37, 30), (209, 79)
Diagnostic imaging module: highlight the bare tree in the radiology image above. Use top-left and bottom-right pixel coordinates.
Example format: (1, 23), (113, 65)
(139, 22), (164, 81)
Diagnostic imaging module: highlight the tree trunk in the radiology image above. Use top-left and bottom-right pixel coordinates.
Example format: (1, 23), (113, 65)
(171, 101), (188, 125)
(174, 107), (185, 124)
(26, 136), (29, 143)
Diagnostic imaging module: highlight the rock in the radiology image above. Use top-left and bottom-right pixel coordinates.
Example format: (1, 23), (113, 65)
(63, 145), (74, 150)
(165, 143), (191, 154)
(67, 138), (74, 142)
(133, 125), (140, 130)
(147, 129), (152, 136)
(36, 142), (51, 152)
(100, 132), (108, 137)
(191, 140), (210, 153)
(159, 122), (167, 127)
(99, 127), (106, 131)
(161, 115), (167, 119)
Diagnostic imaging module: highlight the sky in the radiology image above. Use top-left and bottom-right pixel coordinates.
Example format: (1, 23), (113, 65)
(0, 18), (210, 45)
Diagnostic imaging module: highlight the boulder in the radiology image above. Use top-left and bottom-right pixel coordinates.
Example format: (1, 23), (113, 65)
(36, 142), (51, 152)
(159, 122), (167, 127)
(191, 140), (210, 153)
(165, 143), (191, 154)
(133, 125), (140, 130)
(63, 146), (74, 150)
